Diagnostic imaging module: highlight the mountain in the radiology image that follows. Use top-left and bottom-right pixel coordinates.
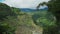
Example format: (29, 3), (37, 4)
(20, 7), (48, 12)
(20, 8), (37, 12)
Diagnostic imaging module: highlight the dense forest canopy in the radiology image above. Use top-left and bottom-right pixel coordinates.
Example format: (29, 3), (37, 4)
(37, 0), (60, 34)
(0, 3), (20, 34)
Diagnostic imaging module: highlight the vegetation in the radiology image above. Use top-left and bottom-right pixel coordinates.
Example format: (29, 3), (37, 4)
(0, 3), (19, 34)
(0, 3), (43, 34)
(0, 0), (60, 34)
(37, 0), (60, 34)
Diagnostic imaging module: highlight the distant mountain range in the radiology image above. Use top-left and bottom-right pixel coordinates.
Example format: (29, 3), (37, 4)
(20, 7), (48, 12)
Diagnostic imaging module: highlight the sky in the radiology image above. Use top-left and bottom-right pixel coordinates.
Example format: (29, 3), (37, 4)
(0, 0), (4, 2)
(0, 0), (49, 9)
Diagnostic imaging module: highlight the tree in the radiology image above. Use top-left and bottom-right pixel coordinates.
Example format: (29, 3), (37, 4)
(0, 3), (19, 34)
(0, 3), (17, 21)
(11, 7), (20, 15)
(36, 0), (60, 34)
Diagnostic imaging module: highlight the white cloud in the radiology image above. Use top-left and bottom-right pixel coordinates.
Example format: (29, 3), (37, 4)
(2, 0), (49, 8)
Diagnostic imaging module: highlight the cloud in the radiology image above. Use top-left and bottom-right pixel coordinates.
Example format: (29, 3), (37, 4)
(2, 0), (49, 8)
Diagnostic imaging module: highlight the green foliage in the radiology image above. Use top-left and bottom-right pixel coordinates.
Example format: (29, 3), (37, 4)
(0, 3), (17, 21)
(47, 0), (60, 34)
(11, 7), (20, 15)
(37, 17), (55, 27)
(32, 11), (56, 27)
(0, 3), (20, 34)
(37, 0), (60, 34)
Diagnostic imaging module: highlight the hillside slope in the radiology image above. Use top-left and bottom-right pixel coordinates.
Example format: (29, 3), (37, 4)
(15, 12), (43, 34)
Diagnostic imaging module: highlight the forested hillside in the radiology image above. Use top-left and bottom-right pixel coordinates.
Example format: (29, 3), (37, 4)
(0, 3), (43, 34)
(0, 2), (57, 34)
(37, 0), (60, 34)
